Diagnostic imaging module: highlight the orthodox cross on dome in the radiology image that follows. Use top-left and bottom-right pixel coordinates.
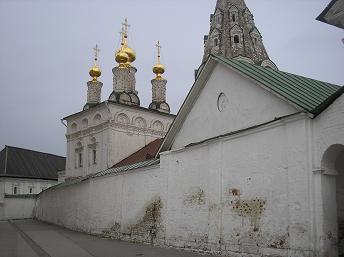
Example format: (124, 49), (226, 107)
(89, 44), (101, 81)
(153, 40), (165, 79)
(122, 18), (130, 37)
(93, 44), (100, 64)
(115, 19), (136, 67)
(156, 40), (162, 64)
(119, 27), (125, 46)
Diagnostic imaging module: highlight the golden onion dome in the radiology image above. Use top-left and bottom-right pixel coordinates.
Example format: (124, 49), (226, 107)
(122, 46), (136, 63)
(153, 63), (165, 78)
(89, 65), (101, 81)
(115, 50), (130, 65)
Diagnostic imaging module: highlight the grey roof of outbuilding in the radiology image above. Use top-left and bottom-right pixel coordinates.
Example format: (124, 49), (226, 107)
(47, 158), (160, 191)
(0, 146), (65, 180)
(316, 0), (344, 29)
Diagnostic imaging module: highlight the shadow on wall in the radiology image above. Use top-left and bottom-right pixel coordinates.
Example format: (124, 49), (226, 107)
(321, 144), (344, 257)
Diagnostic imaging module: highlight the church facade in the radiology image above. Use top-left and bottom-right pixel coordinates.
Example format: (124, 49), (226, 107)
(60, 24), (174, 180)
(35, 1), (344, 256)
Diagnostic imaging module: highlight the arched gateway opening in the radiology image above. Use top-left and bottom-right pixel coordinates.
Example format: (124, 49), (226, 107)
(322, 144), (344, 257)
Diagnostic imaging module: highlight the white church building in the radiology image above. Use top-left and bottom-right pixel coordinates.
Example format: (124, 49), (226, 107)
(35, 1), (344, 256)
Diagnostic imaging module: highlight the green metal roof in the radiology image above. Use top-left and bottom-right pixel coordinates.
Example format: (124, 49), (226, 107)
(213, 55), (343, 116)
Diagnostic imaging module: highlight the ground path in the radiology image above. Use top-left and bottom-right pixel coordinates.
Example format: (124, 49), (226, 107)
(0, 219), (215, 257)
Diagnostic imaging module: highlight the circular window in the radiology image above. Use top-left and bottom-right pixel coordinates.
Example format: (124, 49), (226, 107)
(217, 93), (228, 112)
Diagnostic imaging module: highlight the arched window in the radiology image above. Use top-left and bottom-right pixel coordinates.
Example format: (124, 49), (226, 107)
(216, 15), (221, 25)
(75, 142), (83, 168)
(93, 113), (102, 124)
(71, 123), (78, 132)
(234, 35), (240, 44)
(92, 149), (97, 164)
(321, 144), (344, 253)
(214, 38), (218, 47)
(12, 184), (19, 195)
(116, 113), (130, 125)
(78, 152), (83, 167)
(82, 119), (88, 129)
(153, 120), (164, 131)
(89, 137), (97, 165)
(229, 6), (238, 24)
(134, 117), (147, 129)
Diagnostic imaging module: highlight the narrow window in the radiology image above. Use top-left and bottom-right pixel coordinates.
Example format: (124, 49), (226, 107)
(79, 152), (83, 167)
(92, 149), (97, 164)
(214, 38), (218, 46)
(13, 186), (18, 195)
(234, 35), (240, 44)
(232, 14), (236, 22)
(29, 186), (33, 194)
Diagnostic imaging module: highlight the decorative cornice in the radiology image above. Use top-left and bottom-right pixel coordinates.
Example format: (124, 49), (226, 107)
(66, 120), (166, 141)
(110, 121), (166, 137)
(66, 121), (110, 140)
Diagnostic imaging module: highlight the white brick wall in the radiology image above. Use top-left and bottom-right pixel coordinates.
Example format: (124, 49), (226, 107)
(35, 65), (344, 256)
(34, 101), (344, 256)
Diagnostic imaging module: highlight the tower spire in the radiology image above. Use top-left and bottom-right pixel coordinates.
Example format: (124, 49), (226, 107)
(93, 45), (100, 65)
(202, 0), (277, 70)
(115, 18), (136, 68)
(153, 40), (165, 80)
(84, 45), (103, 110)
(116, 28), (130, 68)
(110, 19), (140, 106)
(122, 18), (130, 39)
(156, 41), (162, 63)
(89, 44), (101, 81)
(149, 41), (170, 114)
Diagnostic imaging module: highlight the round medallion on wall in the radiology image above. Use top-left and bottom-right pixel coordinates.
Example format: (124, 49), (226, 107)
(217, 93), (228, 112)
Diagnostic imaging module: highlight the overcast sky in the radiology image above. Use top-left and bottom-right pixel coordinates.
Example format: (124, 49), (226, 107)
(0, 0), (343, 156)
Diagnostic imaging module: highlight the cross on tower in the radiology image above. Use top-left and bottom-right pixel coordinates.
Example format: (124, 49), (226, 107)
(119, 27), (126, 46)
(156, 41), (162, 62)
(122, 18), (130, 37)
(93, 44), (100, 63)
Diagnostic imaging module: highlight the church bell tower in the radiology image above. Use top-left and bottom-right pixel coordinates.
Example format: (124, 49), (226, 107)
(84, 45), (103, 110)
(203, 0), (277, 70)
(109, 19), (140, 106)
(149, 41), (170, 114)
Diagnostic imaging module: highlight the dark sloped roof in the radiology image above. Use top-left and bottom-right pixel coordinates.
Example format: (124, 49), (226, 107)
(0, 150), (5, 173)
(97, 159), (160, 178)
(0, 146), (66, 180)
(317, 0), (344, 29)
(214, 55), (343, 116)
(113, 139), (163, 168)
(49, 158), (160, 191)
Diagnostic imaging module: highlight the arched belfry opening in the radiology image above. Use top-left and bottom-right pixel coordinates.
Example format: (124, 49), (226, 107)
(321, 144), (344, 257)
